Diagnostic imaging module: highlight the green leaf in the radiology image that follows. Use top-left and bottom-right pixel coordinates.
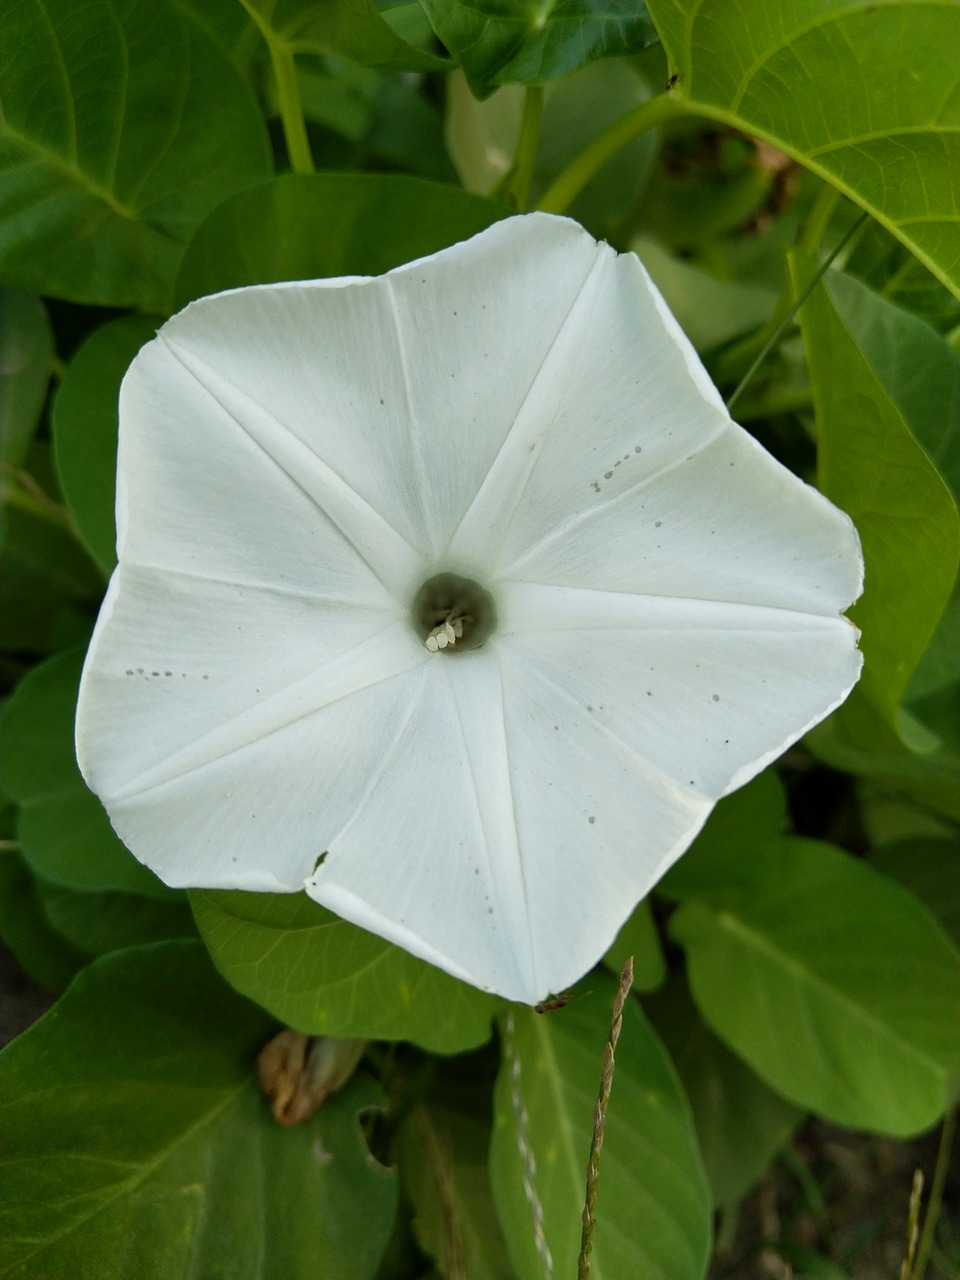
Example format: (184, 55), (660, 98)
(243, 0), (448, 72)
(820, 270), (960, 502)
(648, 0), (960, 297)
(53, 316), (157, 573)
(0, 0), (272, 310)
(670, 838), (960, 1136)
(644, 973), (802, 1208)
(490, 979), (711, 1279)
(0, 940), (397, 1280)
(0, 850), (87, 993)
(37, 881), (197, 957)
(0, 288), (53, 468)
(397, 1102), (515, 1279)
(175, 172), (507, 304)
(422, 0), (659, 98)
(0, 648), (169, 897)
(793, 255), (960, 742)
(602, 898), (666, 992)
(191, 889), (500, 1053)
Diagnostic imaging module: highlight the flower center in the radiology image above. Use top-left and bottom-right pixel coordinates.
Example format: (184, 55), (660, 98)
(412, 573), (498, 654)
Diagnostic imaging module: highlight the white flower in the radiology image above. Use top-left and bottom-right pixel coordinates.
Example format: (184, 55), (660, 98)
(76, 214), (862, 1005)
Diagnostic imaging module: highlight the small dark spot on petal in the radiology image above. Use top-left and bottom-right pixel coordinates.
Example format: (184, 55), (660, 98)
(125, 669), (133, 676)
(655, 520), (662, 527)
(712, 694), (719, 702)
(604, 471), (613, 479)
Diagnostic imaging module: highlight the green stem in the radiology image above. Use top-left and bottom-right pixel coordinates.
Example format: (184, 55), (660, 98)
(537, 92), (679, 215)
(798, 184), (840, 256)
(913, 1107), (956, 1280)
(726, 209), (868, 412)
(240, 0), (313, 175)
(511, 85), (544, 212)
(271, 40), (314, 174)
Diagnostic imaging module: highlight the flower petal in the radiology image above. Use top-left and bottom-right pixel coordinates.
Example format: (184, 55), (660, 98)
(438, 240), (862, 617)
(155, 215), (607, 576)
(306, 649), (545, 1003)
(79, 584), (428, 889)
(496, 585), (862, 796)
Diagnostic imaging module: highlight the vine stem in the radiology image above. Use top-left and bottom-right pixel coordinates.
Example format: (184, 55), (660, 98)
(241, 1), (314, 174)
(510, 85), (545, 211)
(577, 956), (634, 1279)
(911, 1106), (956, 1280)
(537, 92), (679, 215)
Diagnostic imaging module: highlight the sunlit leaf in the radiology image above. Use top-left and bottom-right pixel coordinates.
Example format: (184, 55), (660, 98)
(175, 172), (506, 304)
(191, 889), (500, 1053)
(0, 649), (169, 896)
(648, 0), (960, 296)
(0, 0), (272, 309)
(53, 316), (158, 573)
(490, 978), (711, 1279)
(671, 838), (960, 1136)
(423, 0), (659, 98)
(0, 941), (397, 1280)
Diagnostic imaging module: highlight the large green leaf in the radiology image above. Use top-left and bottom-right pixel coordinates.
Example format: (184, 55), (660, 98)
(422, 0), (659, 98)
(645, 973), (803, 1208)
(670, 838), (960, 1136)
(795, 256), (959, 743)
(53, 315), (157, 573)
(490, 978), (711, 1279)
(0, 289), (53, 468)
(0, 0), (272, 310)
(0, 648), (168, 897)
(175, 172), (507, 304)
(190, 889), (500, 1053)
(0, 941), (397, 1280)
(648, 0), (960, 297)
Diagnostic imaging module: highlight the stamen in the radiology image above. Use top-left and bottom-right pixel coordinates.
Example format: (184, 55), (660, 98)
(425, 612), (467, 652)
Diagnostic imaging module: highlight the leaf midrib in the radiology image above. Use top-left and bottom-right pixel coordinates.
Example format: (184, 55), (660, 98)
(713, 907), (949, 1079)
